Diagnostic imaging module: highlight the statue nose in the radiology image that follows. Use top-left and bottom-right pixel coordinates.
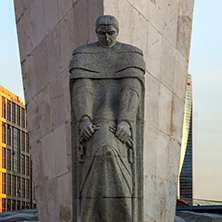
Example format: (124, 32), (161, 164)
(105, 34), (109, 41)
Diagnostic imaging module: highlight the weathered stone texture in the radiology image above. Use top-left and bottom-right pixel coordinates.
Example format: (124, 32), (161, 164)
(14, 0), (103, 221)
(103, 0), (194, 221)
(14, 0), (194, 221)
(177, 211), (222, 222)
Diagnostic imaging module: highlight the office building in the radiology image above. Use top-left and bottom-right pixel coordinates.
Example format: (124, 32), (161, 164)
(178, 73), (193, 203)
(0, 85), (32, 212)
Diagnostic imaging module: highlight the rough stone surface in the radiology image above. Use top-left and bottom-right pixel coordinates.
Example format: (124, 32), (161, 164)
(0, 209), (38, 221)
(175, 215), (186, 222)
(14, 0), (194, 221)
(102, 1), (194, 221)
(176, 211), (222, 222)
(29, 0), (45, 50)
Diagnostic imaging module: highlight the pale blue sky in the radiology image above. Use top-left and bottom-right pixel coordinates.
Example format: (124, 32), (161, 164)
(0, 1), (23, 99)
(1, 1), (222, 201)
(189, 1), (222, 201)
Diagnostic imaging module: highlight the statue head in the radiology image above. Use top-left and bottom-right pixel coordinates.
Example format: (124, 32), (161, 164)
(95, 15), (119, 48)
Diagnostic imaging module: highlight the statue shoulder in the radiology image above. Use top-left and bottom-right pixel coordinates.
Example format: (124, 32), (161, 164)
(117, 42), (143, 56)
(72, 42), (100, 55)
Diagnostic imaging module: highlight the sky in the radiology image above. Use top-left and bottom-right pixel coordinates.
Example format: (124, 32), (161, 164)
(0, 1), (23, 100)
(0, 1), (222, 202)
(189, 1), (222, 201)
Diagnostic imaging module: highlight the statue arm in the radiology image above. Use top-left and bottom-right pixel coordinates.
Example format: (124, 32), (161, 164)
(72, 79), (95, 141)
(115, 78), (141, 143)
(118, 78), (141, 123)
(72, 78), (93, 122)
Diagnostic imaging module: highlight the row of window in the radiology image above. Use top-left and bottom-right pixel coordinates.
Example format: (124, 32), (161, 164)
(180, 181), (192, 186)
(2, 173), (31, 199)
(2, 147), (30, 175)
(2, 124), (29, 153)
(2, 198), (31, 212)
(1, 97), (25, 128)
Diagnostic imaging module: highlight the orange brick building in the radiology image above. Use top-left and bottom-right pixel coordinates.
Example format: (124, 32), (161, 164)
(0, 85), (33, 212)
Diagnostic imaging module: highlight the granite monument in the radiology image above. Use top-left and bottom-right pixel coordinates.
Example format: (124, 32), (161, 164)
(70, 15), (145, 222)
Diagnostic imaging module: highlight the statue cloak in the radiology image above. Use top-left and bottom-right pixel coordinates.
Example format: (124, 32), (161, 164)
(70, 41), (145, 222)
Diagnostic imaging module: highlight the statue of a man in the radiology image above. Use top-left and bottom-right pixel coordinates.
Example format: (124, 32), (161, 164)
(70, 15), (145, 222)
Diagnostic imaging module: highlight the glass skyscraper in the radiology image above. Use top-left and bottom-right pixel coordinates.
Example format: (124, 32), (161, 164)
(178, 73), (193, 204)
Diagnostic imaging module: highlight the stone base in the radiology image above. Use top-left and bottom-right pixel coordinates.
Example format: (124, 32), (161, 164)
(0, 208), (38, 221)
(176, 211), (222, 222)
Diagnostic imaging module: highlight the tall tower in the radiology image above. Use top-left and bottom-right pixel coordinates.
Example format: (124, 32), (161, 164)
(0, 86), (32, 212)
(14, 0), (195, 220)
(179, 73), (193, 204)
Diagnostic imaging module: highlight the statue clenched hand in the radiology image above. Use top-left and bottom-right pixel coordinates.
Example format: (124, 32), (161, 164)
(79, 116), (100, 142)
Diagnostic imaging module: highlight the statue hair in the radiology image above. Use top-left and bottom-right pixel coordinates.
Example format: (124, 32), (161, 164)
(95, 15), (119, 31)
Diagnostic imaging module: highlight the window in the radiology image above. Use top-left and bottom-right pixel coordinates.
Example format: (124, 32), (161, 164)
(2, 148), (6, 169)
(17, 177), (21, 197)
(17, 105), (20, 126)
(17, 131), (21, 174)
(12, 102), (16, 124)
(2, 198), (6, 212)
(7, 174), (11, 195)
(12, 175), (16, 196)
(12, 127), (20, 173)
(7, 149), (11, 171)
(26, 133), (29, 153)
(7, 100), (11, 121)
(2, 123), (6, 144)
(12, 153), (18, 173)
(22, 131), (25, 151)
(7, 199), (11, 211)
(26, 202), (30, 209)
(21, 108), (25, 128)
(26, 156), (30, 176)
(21, 155), (25, 175)
(12, 200), (16, 211)
(22, 201), (25, 209)
(22, 178), (25, 198)
(2, 173), (6, 194)
(7, 125), (11, 146)
(17, 200), (21, 210)
(2, 97), (6, 118)
(26, 179), (30, 199)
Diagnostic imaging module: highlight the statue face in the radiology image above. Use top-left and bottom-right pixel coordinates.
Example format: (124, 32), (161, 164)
(96, 25), (118, 48)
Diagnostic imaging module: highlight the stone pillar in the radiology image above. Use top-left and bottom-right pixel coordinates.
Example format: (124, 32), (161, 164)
(102, 1), (194, 221)
(14, 0), (194, 221)
(14, 0), (103, 221)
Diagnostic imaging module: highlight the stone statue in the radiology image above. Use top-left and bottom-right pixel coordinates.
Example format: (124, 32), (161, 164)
(69, 15), (145, 222)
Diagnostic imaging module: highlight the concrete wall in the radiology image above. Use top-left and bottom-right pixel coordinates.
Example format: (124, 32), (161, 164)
(14, 0), (103, 221)
(102, 1), (194, 221)
(14, 0), (194, 221)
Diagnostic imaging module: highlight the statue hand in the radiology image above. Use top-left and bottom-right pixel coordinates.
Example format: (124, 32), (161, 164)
(115, 121), (131, 143)
(79, 120), (95, 142)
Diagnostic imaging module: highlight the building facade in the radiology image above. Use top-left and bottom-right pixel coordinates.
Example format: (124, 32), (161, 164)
(179, 73), (193, 204)
(0, 86), (32, 212)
